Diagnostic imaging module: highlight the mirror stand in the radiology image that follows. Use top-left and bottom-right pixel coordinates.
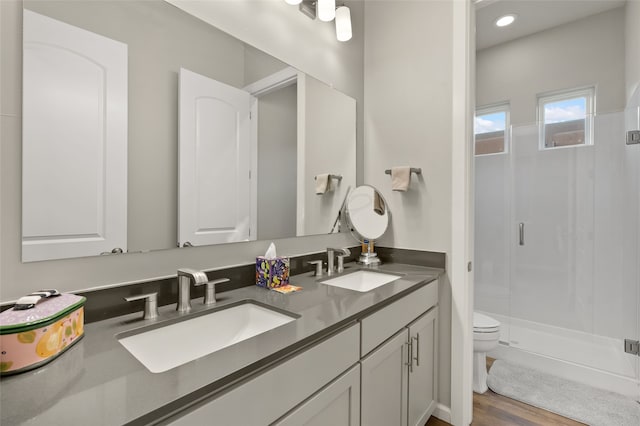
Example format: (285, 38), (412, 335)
(357, 240), (381, 267)
(345, 185), (389, 267)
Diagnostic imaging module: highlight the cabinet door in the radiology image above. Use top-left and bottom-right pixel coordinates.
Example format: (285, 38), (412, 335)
(361, 329), (409, 426)
(407, 307), (438, 426)
(273, 364), (360, 426)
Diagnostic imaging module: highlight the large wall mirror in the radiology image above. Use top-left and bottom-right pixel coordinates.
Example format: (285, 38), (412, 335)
(22, 0), (356, 262)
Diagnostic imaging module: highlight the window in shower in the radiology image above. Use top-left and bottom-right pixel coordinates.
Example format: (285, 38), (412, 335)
(474, 103), (509, 155)
(538, 87), (594, 149)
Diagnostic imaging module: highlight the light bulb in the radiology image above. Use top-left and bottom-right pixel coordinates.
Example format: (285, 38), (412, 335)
(285, 0), (302, 5)
(335, 6), (352, 42)
(495, 14), (516, 27)
(318, 0), (336, 22)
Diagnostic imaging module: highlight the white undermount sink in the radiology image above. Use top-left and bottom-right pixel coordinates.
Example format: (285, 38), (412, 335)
(118, 302), (297, 373)
(320, 270), (401, 292)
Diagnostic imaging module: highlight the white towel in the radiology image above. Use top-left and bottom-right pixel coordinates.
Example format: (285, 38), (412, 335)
(391, 167), (411, 191)
(315, 174), (331, 194)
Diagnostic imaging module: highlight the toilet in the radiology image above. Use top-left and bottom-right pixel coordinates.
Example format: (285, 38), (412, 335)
(473, 312), (501, 394)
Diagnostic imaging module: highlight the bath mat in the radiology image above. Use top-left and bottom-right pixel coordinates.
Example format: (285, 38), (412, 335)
(487, 359), (640, 426)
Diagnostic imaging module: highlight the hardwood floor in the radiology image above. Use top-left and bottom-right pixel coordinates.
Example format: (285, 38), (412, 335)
(425, 358), (585, 426)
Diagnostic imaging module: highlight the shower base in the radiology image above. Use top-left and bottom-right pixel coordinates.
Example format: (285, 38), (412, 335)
(479, 311), (640, 399)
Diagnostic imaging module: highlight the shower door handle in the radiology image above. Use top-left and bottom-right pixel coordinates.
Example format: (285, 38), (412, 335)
(519, 223), (525, 246)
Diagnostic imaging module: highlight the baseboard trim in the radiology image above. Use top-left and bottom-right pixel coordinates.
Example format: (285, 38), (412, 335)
(433, 403), (451, 423)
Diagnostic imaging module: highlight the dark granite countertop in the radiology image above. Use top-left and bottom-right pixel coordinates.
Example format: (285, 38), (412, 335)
(0, 263), (442, 425)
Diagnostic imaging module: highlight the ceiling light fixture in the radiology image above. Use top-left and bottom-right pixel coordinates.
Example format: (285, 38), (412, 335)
(335, 6), (352, 42)
(285, 0), (352, 42)
(495, 14), (516, 27)
(317, 0), (336, 22)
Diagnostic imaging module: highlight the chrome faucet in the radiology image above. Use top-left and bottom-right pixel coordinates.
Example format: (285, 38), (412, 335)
(326, 248), (351, 275)
(176, 268), (208, 313)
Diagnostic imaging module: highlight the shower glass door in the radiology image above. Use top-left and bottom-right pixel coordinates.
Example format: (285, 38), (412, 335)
(627, 102), (640, 400)
(509, 109), (639, 397)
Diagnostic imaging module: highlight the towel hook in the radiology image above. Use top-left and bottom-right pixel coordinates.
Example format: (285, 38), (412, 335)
(384, 168), (422, 175)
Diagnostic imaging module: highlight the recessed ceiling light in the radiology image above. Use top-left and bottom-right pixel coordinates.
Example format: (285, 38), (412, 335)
(495, 14), (516, 27)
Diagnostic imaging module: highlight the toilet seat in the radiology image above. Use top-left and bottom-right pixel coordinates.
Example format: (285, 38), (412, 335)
(473, 312), (500, 333)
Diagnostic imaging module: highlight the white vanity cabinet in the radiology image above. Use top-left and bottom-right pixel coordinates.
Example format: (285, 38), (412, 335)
(168, 324), (359, 426)
(360, 282), (439, 426)
(167, 279), (438, 426)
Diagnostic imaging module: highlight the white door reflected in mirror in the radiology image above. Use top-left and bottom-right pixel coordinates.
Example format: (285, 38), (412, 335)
(22, 10), (128, 262)
(178, 68), (254, 246)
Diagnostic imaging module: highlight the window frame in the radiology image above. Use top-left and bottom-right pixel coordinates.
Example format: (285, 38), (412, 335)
(537, 86), (595, 150)
(474, 103), (510, 156)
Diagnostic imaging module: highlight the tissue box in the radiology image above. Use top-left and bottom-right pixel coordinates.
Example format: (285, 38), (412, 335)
(0, 294), (86, 375)
(256, 256), (290, 288)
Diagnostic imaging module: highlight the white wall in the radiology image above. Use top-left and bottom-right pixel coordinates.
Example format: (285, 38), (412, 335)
(364, 1), (453, 253)
(0, 0), (362, 302)
(477, 7), (625, 126)
(297, 74), (356, 236)
(626, 0), (640, 106)
(244, 44), (288, 86)
(363, 0), (456, 410)
(625, 0), (640, 148)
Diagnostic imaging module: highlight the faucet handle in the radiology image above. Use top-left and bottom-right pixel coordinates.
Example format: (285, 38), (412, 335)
(195, 278), (230, 305)
(124, 292), (159, 320)
(336, 254), (350, 273)
(308, 260), (324, 277)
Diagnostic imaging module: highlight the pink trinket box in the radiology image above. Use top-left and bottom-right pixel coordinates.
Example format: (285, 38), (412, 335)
(0, 294), (86, 375)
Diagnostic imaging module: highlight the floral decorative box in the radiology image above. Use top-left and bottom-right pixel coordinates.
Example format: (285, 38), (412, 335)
(256, 256), (290, 288)
(0, 294), (86, 375)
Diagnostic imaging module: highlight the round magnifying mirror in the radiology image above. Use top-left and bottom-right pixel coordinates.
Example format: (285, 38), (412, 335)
(344, 185), (389, 265)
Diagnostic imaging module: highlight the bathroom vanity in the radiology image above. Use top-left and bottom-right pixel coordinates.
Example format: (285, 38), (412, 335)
(0, 263), (441, 426)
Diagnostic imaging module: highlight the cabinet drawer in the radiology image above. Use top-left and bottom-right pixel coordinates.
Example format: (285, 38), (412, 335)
(169, 324), (359, 426)
(360, 280), (437, 357)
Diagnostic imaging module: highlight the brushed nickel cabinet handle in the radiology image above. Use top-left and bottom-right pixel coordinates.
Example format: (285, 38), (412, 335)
(405, 340), (413, 373)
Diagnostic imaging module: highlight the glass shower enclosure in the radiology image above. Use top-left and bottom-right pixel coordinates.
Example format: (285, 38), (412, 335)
(474, 106), (640, 399)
